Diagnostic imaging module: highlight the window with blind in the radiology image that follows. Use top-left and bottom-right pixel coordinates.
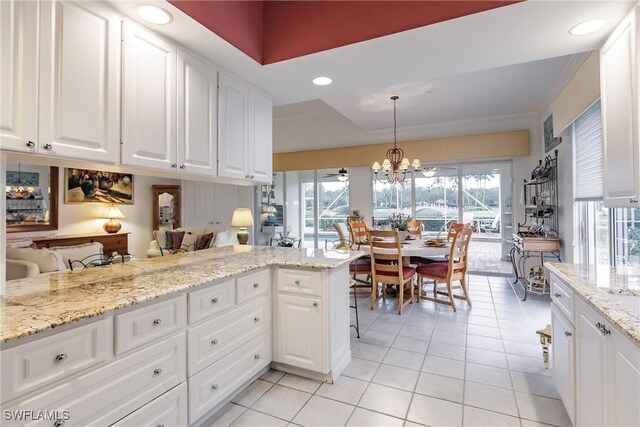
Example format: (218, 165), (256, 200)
(573, 101), (603, 201)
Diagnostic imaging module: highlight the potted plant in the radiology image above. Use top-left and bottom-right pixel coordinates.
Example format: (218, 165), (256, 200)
(388, 213), (410, 241)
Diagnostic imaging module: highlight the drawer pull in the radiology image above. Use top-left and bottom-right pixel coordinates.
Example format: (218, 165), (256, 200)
(294, 280), (300, 285)
(43, 143), (53, 151)
(157, 425), (165, 427)
(153, 318), (162, 326)
(53, 420), (65, 427)
(553, 292), (561, 298)
(211, 384), (218, 391)
(211, 297), (219, 304)
(153, 368), (162, 376)
(211, 339), (218, 345)
(254, 317), (260, 323)
(254, 354), (260, 360)
(55, 353), (67, 363)
(564, 331), (572, 337)
(313, 302), (319, 307)
(26, 140), (36, 148)
(253, 283), (259, 288)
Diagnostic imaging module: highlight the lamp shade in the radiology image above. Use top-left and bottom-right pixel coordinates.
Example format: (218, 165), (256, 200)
(104, 205), (124, 219)
(231, 208), (254, 227)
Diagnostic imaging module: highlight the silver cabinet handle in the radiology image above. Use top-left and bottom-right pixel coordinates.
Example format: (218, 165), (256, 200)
(294, 280), (300, 285)
(211, 339), (218, 345)
(211, 297), (219, 304)
(55, 353), (67, 362)
(153, 368), (162, 376)
(313, 302), (318, 307)
(171, 163), (177, 168)
(53, 420), (65, 427)
(553, 293), (561, 298)
(157, 425), (165, 427)
(564, 331), (572, 337)
(245, 174), (250, 179)
(254, 317), (260, 323)
(211, 384), (218, 390)
(153, 318), (162, 325)
(179, 164), (186, 169)
(596, 322), (602, 329)
(43, 143), (53, 150)
(26, 140), (36, 148)
(250, 175), (255, 179)
(253, 283), (259, 288)
(254, 354), (260, 360)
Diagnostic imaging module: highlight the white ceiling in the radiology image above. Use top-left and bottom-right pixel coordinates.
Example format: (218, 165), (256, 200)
(108, 0), (636, 152)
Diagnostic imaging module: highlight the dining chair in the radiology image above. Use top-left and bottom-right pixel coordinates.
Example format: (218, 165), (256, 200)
(446, 222), (465, 242)
(348, 221), (369, 245)
(333, 223), (350, 246)
(411, 222), (464, 266)
(415, 224), (473, 311)
(369, 230), (416, 314)
(407, 220), (423, 239)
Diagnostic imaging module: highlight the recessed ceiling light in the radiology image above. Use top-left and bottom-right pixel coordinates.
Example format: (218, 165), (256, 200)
(312, 76), (332, 86)
(136, 4), (173, 25)
(569, 19), (607, 36)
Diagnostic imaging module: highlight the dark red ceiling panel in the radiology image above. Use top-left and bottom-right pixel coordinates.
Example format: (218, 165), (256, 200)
(170, 1), (521, 65)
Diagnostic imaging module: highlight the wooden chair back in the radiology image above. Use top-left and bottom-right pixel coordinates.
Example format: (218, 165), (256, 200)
(349, 221), (369, 245)
(446, 222), (465, 242)
(446, 224), (473, 278)
(333, 223), (349, 245)
(407, 220), (423, 238)
(369, 230), (404, 285)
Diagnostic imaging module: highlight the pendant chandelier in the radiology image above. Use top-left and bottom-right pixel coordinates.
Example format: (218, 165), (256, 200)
(372, 96), (421, 184)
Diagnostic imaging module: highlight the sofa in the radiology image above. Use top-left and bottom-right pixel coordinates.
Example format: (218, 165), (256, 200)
(146, 228), (239, 258)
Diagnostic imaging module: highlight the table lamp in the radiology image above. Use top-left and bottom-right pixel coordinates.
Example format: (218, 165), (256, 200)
(231, 208), (254, 245)
(103, 205), (124, 233)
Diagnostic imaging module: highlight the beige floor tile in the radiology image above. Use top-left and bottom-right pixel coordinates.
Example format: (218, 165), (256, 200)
(292, 396), (354, 427)
(503, 340), (544, 359)
(507, 354), (552, 377)
(278, 374), (322, 394)
(398, 324), (434, 339)
(202, 403), (246, 427)
(407, 393), (463, 426)
(342, 358), (380, 381)
(428, 341), (467, 361)
(383, 348), (425, 370)
(464, 382), (519, 417)
(421, 355), (466, 380)
(261, 369), (286, 383)
(251, 385), (311, 421)
(466, 347), (508, 369)
(465, 362), (513, 389)
(510, 371), (560, 399)
(231, 409), (288, 427)
(369, 320), (403, 335)
(392, 336), (430, 354)
(372, 364), (419, 391)
(316, 376), (368, 405)
(346, 408), (404, 427)
(431, 330), (467, 346)
(360, 330), (397, 347)
(515, 392), (572, 427)
(232, 380), (273, 407)
(466, 335), (505, 352)
(358, 383), (413, 419)
(415, 372), (464, 403)
(434, 320), (467, 333)
(351, 342), (388, 362)
(463, 406), (521, 427)
(467, 324), (502, 339)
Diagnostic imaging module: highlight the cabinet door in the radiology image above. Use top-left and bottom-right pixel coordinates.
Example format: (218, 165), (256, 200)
(38, 0), (120, 163)
(575, 301), (609, 427)
(0, 0), (39, 153)
(177, 50), (217, 176)
(608, 327), (640, 427)
(275, 294), (322, 371)
(601, 7), (639, 207)
(218, 71), (248, 179)
(122, 21), (176, 170)
(551, 305), (575, 425)
(248, 88), (273, 183)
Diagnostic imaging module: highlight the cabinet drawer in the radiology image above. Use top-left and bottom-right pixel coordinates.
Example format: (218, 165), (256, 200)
(188, 331), (271, 423)
(551, 275), (574, 324)
(111, 383), (187, 427)
(236, 269), (270, 304)
(1, 319), (112, 404)
(6, 333), (186, 427)
(277, 268), (322, 296)
(187, 297), (269, 376)
(188, 279), (235, 324)
(115, 295), (186, 355)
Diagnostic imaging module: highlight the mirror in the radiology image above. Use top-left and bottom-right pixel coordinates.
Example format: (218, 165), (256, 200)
(152, 185), (180, 231)
(6, 164), (59, 233)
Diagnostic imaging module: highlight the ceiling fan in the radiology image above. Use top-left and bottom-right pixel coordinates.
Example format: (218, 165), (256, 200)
(322, 168), (349, 181)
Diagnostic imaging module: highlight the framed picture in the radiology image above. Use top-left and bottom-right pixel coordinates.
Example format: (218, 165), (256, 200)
(544, 114), (562, 153)
(6, 171), (39, 186)
(64, 168), (134, 204)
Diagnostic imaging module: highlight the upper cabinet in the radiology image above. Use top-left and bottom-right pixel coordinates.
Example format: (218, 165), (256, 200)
(1, 0), (120, 163)
(600, 5), (640, 207)
(219, 71), (273, 184)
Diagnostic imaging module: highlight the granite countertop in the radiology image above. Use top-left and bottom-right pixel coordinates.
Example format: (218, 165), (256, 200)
(1, 246), (364, 344)
(546, 263), (640, 344)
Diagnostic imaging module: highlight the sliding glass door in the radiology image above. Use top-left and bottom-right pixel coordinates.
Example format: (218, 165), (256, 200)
(414, 167), (458, 237)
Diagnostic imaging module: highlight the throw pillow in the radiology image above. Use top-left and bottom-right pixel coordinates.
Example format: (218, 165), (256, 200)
(165, 230), (186, 250)
(153, 230), (169, 249)
(6, 247), (62, 273)
(50, 243), (104, 270)
(181, 230), (199, 251)
(195, 232), (214, 250)
(6, 238), (37, 249)
(212, 229), (230, 247)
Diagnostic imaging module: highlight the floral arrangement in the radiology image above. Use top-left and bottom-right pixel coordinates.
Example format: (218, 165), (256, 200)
(388, 213), (411, 231)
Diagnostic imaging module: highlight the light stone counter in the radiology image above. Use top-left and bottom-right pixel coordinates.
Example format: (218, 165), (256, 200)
(0, 245), (364, 344)
(546, 263), (640, 343)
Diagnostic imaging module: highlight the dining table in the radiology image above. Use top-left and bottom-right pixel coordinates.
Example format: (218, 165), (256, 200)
(356, 237), (451, 259)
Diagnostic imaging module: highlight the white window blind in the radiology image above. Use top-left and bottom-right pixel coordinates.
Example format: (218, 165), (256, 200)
(574, 101), (603, 201)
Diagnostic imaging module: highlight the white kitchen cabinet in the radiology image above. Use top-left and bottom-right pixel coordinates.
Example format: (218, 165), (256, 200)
(608, 326), (640, 427)
(275, 293), (322, 372)
(550, 304), (575, 425)
(0, 0), (39, 153)
(112, 383), (188, 427)
(1, 0), (120, 163)
(218, 71), (249, 180)
(248, 88), (273, 183)
(121, 20), (177, 171)
(600, 5), (640, 207)
(177, 49), (218, 176)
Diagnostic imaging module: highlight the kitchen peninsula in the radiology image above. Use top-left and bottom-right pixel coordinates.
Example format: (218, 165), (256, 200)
(0, 246), (363, 426)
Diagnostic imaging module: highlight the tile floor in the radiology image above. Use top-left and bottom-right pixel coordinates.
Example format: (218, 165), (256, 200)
(203, 275), (571, 427)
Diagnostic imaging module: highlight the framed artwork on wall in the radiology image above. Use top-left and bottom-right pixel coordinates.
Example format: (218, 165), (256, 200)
(64, 168), (134, 204)
(544, 114), (562, 153)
